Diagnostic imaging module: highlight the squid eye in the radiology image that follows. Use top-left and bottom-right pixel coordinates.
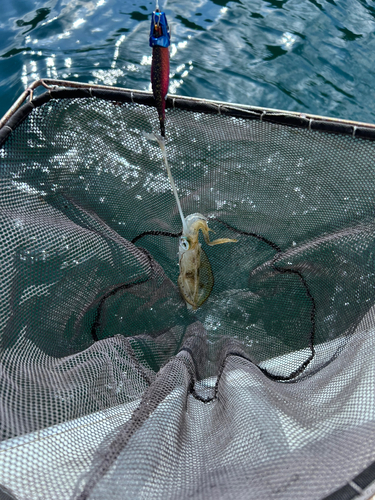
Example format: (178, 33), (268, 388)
(180, 237), (190, 251)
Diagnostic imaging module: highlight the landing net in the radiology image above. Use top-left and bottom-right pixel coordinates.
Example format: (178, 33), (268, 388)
(0, 80), (375, 500)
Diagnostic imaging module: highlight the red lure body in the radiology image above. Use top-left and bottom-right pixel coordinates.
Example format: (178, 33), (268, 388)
(151, 46), (169, 137)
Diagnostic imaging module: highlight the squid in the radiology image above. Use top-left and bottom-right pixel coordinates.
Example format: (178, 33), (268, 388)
(178, 213), (237, 309)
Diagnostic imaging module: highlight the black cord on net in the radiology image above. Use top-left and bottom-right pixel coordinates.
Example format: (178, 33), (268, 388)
(92, 221), (316, 393)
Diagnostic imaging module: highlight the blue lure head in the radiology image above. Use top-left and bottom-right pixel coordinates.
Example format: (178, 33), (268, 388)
(149, 10), (170, 48)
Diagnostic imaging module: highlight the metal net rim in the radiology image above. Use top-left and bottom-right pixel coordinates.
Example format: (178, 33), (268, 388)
(1, 78), (375, 146)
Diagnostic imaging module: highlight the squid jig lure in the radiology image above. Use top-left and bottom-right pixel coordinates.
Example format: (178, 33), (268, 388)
(149, 2), (170, 137)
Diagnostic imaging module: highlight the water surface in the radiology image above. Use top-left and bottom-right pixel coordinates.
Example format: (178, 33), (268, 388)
(1, 0), (375, 123)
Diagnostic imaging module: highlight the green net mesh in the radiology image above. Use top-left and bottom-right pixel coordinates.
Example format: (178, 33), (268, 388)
(0, 88), (375, 499)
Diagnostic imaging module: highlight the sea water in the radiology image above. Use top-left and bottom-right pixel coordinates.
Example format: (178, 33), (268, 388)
(0, 0), (375, 123)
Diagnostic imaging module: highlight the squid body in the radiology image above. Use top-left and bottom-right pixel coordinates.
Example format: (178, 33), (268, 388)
(178, 214), (237, 309)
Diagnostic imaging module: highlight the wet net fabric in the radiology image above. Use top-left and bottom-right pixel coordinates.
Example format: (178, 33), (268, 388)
(1, 95), (375, 499)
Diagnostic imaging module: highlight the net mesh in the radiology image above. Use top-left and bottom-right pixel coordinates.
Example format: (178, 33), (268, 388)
(1, 93), (375, 499)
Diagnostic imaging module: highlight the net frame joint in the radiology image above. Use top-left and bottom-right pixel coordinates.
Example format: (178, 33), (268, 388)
(348, 480), (364, 494)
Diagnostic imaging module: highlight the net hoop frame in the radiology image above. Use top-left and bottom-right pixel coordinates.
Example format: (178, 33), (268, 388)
(1, 78), (375, 147)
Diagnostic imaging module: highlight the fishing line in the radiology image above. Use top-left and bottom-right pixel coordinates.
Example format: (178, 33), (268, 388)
(144, 132), (188, 234)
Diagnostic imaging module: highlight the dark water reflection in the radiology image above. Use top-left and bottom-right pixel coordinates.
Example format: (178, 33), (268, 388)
(0, 0), (375, 122)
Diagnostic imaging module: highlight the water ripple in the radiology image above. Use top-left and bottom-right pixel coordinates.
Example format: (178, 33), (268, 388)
(0, 0), (375, 122)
